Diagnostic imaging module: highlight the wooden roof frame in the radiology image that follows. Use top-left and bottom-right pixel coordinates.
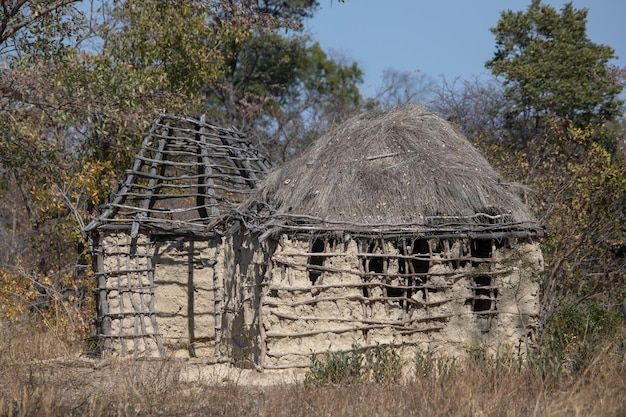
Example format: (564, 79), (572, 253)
(84, 114), (271, 237)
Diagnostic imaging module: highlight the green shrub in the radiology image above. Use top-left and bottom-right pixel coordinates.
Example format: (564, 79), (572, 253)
(364, 343), (402, 383)
(414, 347), (457, 381)
(531, 302), (623, 377)
(304, 343), (402, 386)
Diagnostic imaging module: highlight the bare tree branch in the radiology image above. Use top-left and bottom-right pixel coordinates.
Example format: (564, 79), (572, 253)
(0, 0), (80, 46)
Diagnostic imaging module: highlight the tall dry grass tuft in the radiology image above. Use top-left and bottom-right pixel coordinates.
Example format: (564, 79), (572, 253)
(264, 344), (625, 417)
(1, 318), (624, 416)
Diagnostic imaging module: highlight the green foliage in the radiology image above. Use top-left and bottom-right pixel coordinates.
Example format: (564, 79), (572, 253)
(0, 0), (363, 329)
(102, 0), (364, 161)
(414, 347), (457, 381)
(477, 120), (626, 322)
(365, 343), (403, 383)
(531, 302), (624, 378)
(304, 343), (402, 386)
(104, 0), (229, 95)
(305, 346), (364, 386)
(486, 0), (624, 139)
(0, 1), (83, 57)
(301, 43), (364, 114)
(206, 31), (365, 160)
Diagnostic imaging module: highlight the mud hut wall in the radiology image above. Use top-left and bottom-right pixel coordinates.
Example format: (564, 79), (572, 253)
(261, 236), (465, 367)
(97, 232), (225, 358)
(457, 240), (543, 355)
(100, 232), (160, 357)
(259, 235), (543, 368)
(262, 237), (366, 368)
(152, 237), (221, 358)
(218, 233), (270, 368)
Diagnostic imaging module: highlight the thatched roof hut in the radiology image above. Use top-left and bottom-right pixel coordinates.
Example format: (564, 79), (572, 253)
(222, 105), (544, 369)
(241, 105), (542, 239)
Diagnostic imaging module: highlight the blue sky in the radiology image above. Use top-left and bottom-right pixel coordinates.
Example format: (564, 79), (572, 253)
(306, 1), (626, 98)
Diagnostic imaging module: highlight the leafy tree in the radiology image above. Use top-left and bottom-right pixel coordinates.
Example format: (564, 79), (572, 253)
(0, 0), (96, 329)
(486, 0), (624, 141)
(0, 0), (367, 328)
(0, 1), (253, 327)
(200, 1), (365, 160)
(242, 42), (366, 159)
(477, 119), (626, 325)
(103, 0), (364, 161)
(0, 0), (82, 55)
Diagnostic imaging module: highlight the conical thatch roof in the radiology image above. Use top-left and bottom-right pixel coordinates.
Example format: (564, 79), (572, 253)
(84, 114), (271, 237)
(239, 105), (542, 239)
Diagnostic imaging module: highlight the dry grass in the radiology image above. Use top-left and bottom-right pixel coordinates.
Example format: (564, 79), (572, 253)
(1, 321), (625, 417)
(246, 104), (542, 235)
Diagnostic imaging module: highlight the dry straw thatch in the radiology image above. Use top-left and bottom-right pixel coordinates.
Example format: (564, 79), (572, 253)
(240, 105), (542, 238)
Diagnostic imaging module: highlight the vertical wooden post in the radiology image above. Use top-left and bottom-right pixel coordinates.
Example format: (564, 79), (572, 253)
(116, 240), (127, 357)
(213, 240), (222, 359)
(126, 238), (142, 357)
(258, 275), (267, 370)
(146, 247), (165, 356)
(94, 235), (112, 353)
(188, 237), (196, 357)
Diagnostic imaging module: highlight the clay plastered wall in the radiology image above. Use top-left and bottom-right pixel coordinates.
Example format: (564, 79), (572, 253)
(260, 236), (543, 368)
(263, 238), (364, 368)
(475, 241), (542, 351)
(152, 237), (222, 358)
(101, 233), (160, 357)
(100, 233), (225, 359)
(218, 234), (270, 368)
(433, 241), (543, 357)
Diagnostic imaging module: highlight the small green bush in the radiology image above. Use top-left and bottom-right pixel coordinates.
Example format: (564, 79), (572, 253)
(531, 302), (623, 377)
(365, 343), (402, 383)
(304, 343), (402, 386)
(414, 347), (457, 381)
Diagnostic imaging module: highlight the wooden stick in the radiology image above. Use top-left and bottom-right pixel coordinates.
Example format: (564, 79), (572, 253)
(266, 281), (455, 292)
(263, 295), (456, 308)
(265, 340), (427, 360)
(95, 237), (112, 353)
(187, 238), (196, 358)
(146, 243), (165, 356)
(270, 310), (453, 325)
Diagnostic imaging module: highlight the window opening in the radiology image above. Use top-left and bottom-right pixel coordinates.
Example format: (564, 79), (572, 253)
(411, 239), (430, 274)
(471, 239), (492, 262)
(407, 239), (430, 304)
(386, 286), (404, 300)
(468, 239), (498, 320)
(398, 240), (407, 276)
(308, 238), (326, 285)
(361, 240), (385, 299)
(366, 240), (385, 274)
(386, 238), (425, 310)
(472, 275), (494, 312)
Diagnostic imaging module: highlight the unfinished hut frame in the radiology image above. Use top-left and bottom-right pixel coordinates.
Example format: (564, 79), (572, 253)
(222, 105), (545, 369)
(84, 114), (271, 358)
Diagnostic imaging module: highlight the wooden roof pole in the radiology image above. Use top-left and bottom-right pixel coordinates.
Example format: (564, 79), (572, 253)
(197, 114), (220, 219)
